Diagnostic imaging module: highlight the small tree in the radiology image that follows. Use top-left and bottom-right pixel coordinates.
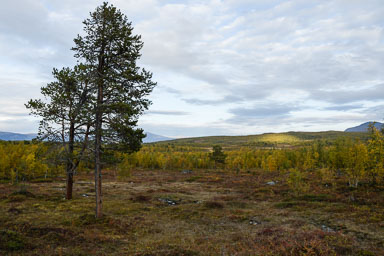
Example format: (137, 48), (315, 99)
(26, 66), (91, 199)
(72, 2), (156, 217)
(209, 145), (226, 167)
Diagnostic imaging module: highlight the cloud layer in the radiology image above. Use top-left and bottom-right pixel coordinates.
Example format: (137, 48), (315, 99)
(1, 0), (384, 137)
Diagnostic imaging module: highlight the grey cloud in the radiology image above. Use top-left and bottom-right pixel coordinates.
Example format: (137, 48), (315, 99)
(0, 1), (50, 43)
(158, 86), (183, 95)
(6, 0), (383, 105)
(362, 105), (384, 120)
(287, 115), (367, 126)
(312, 83), (384, 104)
(0, 111), (30, 117)
(275, 114), (384, 133)
(227, 104), (298, 125)
(0, 118), (39, 133)
(183, 95), (243, 105)
(325, 104), (364, 111)
(229, 111), (370, 132)
(0, 1), (75, 47)
(165, 87), (181, 95)
(147, 110), (189, 116)
(208, 1), (384, 106)
(0, 0), (83, 75)
(136, 2), (234, 86)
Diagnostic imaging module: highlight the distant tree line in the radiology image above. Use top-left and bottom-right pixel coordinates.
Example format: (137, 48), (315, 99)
(114, 127), (384, 188)
(1, 127), (384, 191)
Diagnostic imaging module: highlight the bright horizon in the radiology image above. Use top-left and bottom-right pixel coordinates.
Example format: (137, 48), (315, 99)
(1, 0), (383, 138)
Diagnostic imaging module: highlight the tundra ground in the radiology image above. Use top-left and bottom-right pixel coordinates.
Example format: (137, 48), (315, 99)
(1, 169), (383, 255)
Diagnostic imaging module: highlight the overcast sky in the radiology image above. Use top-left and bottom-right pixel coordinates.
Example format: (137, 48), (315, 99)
(1, 0), (384, 137)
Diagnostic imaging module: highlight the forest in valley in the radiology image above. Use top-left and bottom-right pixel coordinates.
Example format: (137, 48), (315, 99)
(1, 128), (384, 190)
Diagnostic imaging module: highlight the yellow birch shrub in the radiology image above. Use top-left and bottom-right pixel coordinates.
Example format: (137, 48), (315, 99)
(318, 168), (336, 188)
(367, 128), (384, 185)
(346, 141), (368, 187)
(287, 168), (310, 195)
(267, 154), (277, 171)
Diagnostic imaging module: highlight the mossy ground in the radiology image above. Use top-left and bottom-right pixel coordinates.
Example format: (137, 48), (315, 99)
(0, 169), (383, 255)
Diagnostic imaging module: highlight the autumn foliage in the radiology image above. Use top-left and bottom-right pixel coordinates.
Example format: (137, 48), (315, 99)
(1, 129), (384, 188)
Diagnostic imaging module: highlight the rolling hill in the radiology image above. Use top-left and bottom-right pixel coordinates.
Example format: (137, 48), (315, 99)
(154, 131), (369, 148)
(1, 123), (376, 146)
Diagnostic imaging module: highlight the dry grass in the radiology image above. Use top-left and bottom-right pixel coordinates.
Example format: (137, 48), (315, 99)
(0, 169), (383, 255)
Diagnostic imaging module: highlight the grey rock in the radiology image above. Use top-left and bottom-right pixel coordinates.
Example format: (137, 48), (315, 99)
(159, 198), (178, 206)
(321, 224), (335, 232)
(249, 218), (261, 225)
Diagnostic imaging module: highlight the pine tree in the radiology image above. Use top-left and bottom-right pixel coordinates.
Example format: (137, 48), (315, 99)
(72, 2), (156, 217)
(209, 145), (227, 167)
(26, 66), (92, 199)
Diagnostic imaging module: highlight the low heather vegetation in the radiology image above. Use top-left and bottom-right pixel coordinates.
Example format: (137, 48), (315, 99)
(1, 169), (383, 255)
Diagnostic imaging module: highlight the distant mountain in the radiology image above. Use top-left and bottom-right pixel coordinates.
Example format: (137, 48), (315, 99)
(143, 132), (172, 143)
(0, 130), (171, 143)
(345, 122), (384, 132)
(0, 131), (37, 141)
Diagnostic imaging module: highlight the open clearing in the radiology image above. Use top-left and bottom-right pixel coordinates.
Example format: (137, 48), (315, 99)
(1, 169), (383, 255)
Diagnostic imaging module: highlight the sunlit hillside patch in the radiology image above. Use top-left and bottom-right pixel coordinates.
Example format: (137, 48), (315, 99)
(253, 133), (301, 144)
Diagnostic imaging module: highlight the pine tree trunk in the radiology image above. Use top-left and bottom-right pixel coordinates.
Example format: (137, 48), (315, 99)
(95, 16), (106, 218)
(95, 156), (102, 218)
(66, 172), (73, 200)
(66, 123), (75, 200)
(95, 89), (103, 218)
(95, 70), (104, 218)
